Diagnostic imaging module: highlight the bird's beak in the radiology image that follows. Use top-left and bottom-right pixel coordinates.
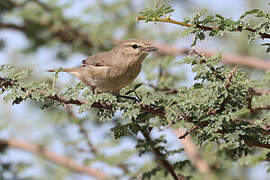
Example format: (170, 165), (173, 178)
(144, 46), (158, 52)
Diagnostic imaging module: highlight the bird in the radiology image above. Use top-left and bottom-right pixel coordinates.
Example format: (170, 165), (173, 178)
(48, 39), (158, 95)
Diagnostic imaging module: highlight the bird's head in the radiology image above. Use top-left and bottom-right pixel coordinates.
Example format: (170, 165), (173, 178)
(116, 39), (158, 63)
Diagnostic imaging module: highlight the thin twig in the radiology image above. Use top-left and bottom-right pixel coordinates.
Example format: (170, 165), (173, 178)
(190, 49), (225, 81)
(136, 16), (270, 39)
(0, 23), (26, 31)
(178, 126), (199, 139)
(207, 67), (236, 115)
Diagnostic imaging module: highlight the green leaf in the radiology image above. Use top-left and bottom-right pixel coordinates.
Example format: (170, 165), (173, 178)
(139, 1), (174, 21)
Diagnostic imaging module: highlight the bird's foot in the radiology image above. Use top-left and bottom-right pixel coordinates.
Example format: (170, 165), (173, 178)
(91, 86), (96, 94)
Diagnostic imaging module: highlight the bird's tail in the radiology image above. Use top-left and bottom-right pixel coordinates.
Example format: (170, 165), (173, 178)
(47, 67), (82, 79)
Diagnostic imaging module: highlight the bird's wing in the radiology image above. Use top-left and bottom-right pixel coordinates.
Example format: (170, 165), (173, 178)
(82, 52), (112, 67)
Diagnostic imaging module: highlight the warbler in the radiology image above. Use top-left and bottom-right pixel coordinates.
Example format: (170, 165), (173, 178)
(48, 39), (158, 94)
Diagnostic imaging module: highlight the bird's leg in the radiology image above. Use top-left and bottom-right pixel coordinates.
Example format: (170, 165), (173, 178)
(91, 86), (96, 94)
(90, 86), (99, 99)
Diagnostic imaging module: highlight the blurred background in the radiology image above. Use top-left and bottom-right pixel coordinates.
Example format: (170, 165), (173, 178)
(0, 0), (269, 179)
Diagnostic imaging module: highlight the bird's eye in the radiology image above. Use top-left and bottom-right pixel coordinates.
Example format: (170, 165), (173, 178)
(131, 44), (138, 49)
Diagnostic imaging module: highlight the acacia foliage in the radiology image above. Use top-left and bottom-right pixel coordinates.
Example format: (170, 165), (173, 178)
(0, 1), (270, 180)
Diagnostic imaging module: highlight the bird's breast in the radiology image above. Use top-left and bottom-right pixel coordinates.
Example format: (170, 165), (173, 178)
(89, 60), (142, 94)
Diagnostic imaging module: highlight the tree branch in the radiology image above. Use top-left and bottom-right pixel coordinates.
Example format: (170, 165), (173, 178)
(207, 67), (236, 115)
(247, 88), (270, 113)
(136, 16), (270, 39)
(178, 126), (199, 139)
(151, 42), (270, 70)
(0, 138), (106, 179)
(140, 128), (185, 180)
(0, 23), (26, 31)
(0, 77), (269, 149)
(190, 49), (225, 81)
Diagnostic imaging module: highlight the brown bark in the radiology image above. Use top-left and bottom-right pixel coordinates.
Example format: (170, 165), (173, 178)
(153, 43), (270, 70)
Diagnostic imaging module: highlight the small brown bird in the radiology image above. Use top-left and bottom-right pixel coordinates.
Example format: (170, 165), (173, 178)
(48, 39), (158, 94)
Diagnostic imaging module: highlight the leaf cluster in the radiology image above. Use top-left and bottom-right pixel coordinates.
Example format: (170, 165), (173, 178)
(139, 2), (174, 22)
(139, 2), (270, 49)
